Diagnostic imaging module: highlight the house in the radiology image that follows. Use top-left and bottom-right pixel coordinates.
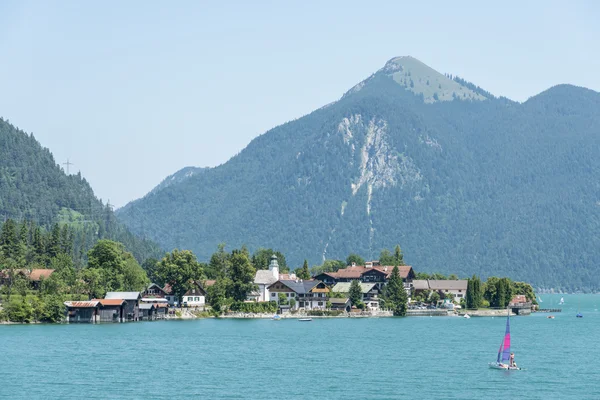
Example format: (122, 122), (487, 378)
(64, 300), (99, 323)
(96, 299), (127, 323)
(154, 303), (169, 318)
(331, 282), (381, 310)
(0, 268), (54, 289)
(105, 292), (141, 321)
(182, 283), (206, 307)
(329, 298), (351, 312)
(139, 303), (156, 320)
(315, 264), (415, 293)
(253, 255), (280, 302)
(143, 283), (168, 299)
(28, 269), (55, 289)
(412, 280), (468, 302)
(162, 284), (177, 306)
(267, 280), (329, 310)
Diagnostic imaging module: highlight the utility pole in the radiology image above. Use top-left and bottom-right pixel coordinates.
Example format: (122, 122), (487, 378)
(63, 159), (74, 175)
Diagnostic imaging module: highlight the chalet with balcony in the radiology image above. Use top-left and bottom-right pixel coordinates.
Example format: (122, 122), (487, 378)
(331, 282), (381, 310)
(267, 279), (329, 310)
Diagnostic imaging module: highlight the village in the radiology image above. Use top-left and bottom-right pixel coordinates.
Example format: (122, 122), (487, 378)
(52, 255), (535, 323)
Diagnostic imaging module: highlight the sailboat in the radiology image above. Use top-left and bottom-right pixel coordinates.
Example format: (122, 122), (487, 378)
(489, 309), (521, 370)
(576, 299), (583, 318)
(537, 296), (543, 303)
(559, 297), (565, 305)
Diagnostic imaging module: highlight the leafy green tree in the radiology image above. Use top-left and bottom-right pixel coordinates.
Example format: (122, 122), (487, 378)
(79, 268), (105, 299)
(155, 249), (204, 305)
(228, 249), (256, 302)
(297, 260), (311, 280)
(384, 266), (408, 316)
(206, 278), (228, 313)
(310, 259), (345, 276)
(430, 291), (441, 304)
(379, 249), (394, 265)
(278, 293), (289, 305)
(349, 279), (363, 306)
(346, 253), (365, 266)
(511, 281), (537, 304)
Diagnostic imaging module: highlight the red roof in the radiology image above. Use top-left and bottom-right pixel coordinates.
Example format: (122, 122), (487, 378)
(204, 280), (216, 287)
(330, 265), (413, 279)
(64, 301), (99, 308)
(510, 295), (528, 304)
(95, 299), (126, 306)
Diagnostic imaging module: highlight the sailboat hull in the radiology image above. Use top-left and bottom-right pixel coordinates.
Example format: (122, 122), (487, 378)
(489, 362), (521, 370)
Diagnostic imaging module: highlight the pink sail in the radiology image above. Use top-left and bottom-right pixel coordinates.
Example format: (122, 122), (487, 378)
(501, 311), (511, 362)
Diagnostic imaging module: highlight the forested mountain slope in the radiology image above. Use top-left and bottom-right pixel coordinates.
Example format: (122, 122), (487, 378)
(117, 56), (600, 290)
(0, 118), (162, 263)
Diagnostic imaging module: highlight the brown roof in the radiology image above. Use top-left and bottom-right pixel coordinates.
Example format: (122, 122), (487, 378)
(204, 280), (216, 287)
(29, 269), (55, 281)
(330, 265), (414, 279)
(95, 299), (126, 306)
(64, 301), (99, 308)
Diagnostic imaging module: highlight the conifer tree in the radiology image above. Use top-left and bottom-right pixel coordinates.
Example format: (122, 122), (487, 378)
(384, 266), (408, 316)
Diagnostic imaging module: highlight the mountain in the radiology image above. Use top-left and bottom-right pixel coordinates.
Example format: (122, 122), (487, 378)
(0, 117), (162, 263)
(116, 56), (600, 291)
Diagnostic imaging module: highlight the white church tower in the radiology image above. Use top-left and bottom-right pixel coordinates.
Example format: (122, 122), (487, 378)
(268, 254), (279, 280)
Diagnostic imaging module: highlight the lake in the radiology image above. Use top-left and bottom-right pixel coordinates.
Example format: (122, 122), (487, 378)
(1, 294), (599, 399)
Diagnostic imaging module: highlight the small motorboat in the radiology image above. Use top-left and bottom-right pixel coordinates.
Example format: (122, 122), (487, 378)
(463, 314), (471, 319)
(576, 313), (583, 318)
(547, 315), (555, 319)
(298, 318), (312, 322)
(272, 315), (281, 320)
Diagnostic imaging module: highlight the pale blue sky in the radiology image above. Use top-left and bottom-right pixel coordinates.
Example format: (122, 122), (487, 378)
(1, 1), (598, 207)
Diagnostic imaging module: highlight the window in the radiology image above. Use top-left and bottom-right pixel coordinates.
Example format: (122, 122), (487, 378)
(271, 293), (276, 297)
(458, 290), (462, 293)
(195, 297), (199, 301)
(457, 294), (463, 298)
(318, 302), (323, 306)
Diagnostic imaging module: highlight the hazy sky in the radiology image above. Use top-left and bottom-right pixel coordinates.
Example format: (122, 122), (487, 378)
(1, 1), (598, 207)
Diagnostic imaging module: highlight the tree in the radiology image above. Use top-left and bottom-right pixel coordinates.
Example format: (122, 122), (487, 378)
(155, 249), (204, 305)
(310, 259), (345, 276)
(346, 253), (365, 266)
(227, 249), (256, 302)
(278, 293), (288, 305)
(205, 243), (230, 280)
(379, 249), (394, 265)
(349, 279), (363, 307)
(251, 248), (288, 273)
(384, 266), (408, 316)
(297, 260), (311, 280)
(393, 245), (405, 266)
(430, 291), (440, 304)
(207, 278), (228, 313)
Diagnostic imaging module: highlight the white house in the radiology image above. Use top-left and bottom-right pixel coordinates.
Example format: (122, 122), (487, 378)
(331, 282), (380, 310)
(413, 280), (468, 303)
(267, 279), (329, 310)
(182, 283), (206, 307)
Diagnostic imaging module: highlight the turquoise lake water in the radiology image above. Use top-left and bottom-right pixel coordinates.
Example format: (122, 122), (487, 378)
(1, 294), (599, 399)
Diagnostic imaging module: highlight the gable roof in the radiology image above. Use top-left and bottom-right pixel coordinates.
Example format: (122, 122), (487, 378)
(428, 280), (467, 290)
(412, 280), (430, 290)
(332, 282), (377, 293)
(29, 269), (55, 281)
(94, 299), (127, 306)
(327, 265), (414, 280)
(139, 303), (156, 310)
(105, 292), (141, 301)
(329, 298), (350, 305)
(203, 280), (216, 287)
(64, 300), (99, 308)
(254, 269), (278, 285)
(184, 284), (206, 297)
(267, 279), (320, 294)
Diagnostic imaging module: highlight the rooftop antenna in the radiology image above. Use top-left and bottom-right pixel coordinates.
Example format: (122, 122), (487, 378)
(63, 159), (74, 175)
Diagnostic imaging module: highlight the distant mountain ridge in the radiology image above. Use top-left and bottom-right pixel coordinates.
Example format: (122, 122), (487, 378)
(117, 56), (600, 291)
(0, 117), (162, 262)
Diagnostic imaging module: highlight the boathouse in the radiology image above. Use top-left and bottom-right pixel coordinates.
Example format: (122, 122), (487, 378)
(96, 299), (127, 322)
(104, 292), (141, 321)
(64, 300), (99, 323)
